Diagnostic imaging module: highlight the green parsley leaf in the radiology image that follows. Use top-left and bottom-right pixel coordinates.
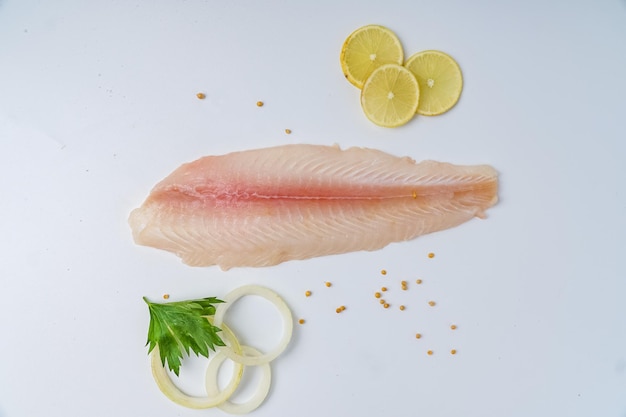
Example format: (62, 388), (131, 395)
(143, 296), (226, 376)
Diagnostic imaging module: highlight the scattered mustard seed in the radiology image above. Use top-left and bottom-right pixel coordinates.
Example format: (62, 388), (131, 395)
(325, 282), (332, 288)
(450, 349), (457, 355)
(379, 299), (385, 305)
(450, 324), (457, 330)
(416, 279), (423, 284)
(427, 350), (434, 356)
(415, 333), (422, 339)
(381, 286), (388, 292)
(335, 307), (342, 313)
(305, 290), (312, 297)
(428, 301), (436, 307)
(340, 305), (346, 311)
(285, 129), (292, 134)
(256, 101), (264, 107)
(196, 92), (206, 99)
(428, 252), (435, 259)
(383, 303), (390, 309)
(381, 269), (387, 275)
(399, 305), (406, 311)
(298, 319), (305, 325)
(374, 292), (381, 298)
(163, 294), (170, 300)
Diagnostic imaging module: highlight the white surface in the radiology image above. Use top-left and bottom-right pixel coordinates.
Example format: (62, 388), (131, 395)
(1, 1), (625, 416)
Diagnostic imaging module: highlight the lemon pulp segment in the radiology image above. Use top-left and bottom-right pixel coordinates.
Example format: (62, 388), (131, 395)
(340, 25), (404, 89)
(404, 50), (463, 116)
(360, 64), (420, 128)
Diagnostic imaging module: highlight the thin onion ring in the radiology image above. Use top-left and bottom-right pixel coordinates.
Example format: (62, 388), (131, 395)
(150, 321), (243, 409)
(205, 345), (272, 414)
(213, 285), (293, 366)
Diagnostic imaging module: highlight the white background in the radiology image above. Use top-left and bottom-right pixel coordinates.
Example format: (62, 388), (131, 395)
(1, 1), (625, 416)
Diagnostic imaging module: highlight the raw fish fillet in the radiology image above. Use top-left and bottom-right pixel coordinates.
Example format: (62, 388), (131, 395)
(129, 144), (498, 269)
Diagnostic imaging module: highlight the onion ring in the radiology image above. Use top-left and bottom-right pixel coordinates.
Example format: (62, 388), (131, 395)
(150, 321), (243, 409)
(205, 345), (272, 414)
(213, 285), (293, 366)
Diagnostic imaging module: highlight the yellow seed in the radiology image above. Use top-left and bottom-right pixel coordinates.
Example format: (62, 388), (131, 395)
(450, 324), (457, 330)
(340, 305), (346, 311)
(298, 319), (305, 325)
(381, 269), (387, 275)
(427, 350), (433, 355)
(374, 292), (381, 298)
(415, 333), (422, 339)
(381, 287), (387, 292)
(416, 279), (423, 284)
(399, 305), (405, 311)
(285, 129), (292, 134)
(163, 294), (170, 300)
(256, 101), (264, 107)
(428, 301), (436, 307)
(379, 299), (385, 304)
(451, 349), (457, 355)
(196, 92), (206, 99)
(336, 307), (343, 313)
(325, 282), (332, 287)
(428, 252), (435, 258)
(305, 290), (312, 297)
(383, 303), (390, 309)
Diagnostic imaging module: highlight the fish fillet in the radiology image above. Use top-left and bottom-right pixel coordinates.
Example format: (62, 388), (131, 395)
(129, 144), (498, 269)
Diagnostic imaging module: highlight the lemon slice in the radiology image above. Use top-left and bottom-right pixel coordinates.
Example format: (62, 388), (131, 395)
(404, 50), (463, 116)
(360, 64), (420, 128)
(340, 25), (404, 89)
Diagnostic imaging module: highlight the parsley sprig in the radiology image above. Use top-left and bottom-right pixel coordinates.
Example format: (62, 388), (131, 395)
(143, 296), (226, 376)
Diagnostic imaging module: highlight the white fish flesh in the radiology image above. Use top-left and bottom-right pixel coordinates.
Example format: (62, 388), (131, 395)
(129, 144), (498, 269)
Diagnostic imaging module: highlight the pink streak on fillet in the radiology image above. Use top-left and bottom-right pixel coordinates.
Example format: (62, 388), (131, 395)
(128, 144), (498, 270)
